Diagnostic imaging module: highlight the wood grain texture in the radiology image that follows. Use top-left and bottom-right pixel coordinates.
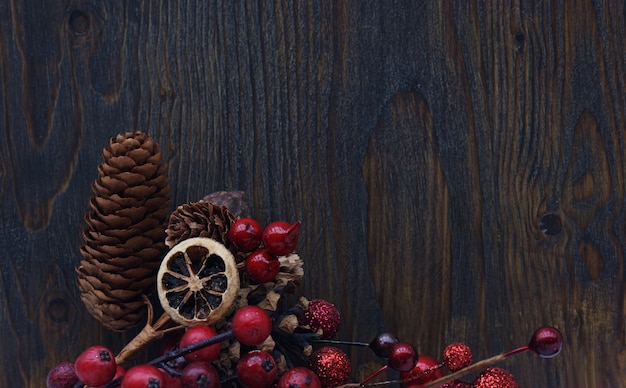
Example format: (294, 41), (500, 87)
(1, 1), (625, 386)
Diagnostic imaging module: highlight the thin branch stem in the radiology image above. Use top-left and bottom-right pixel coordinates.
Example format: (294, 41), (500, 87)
(422, 353), (506, 387)
(309, 339), (369, 347)
(148, 330), (234, 366)
(336, 348), (530, 388)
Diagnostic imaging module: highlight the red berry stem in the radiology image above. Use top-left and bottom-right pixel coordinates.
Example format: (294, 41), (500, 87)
(220, 374), (239, 386)
(309, 339), (370, 347)
(271, 328), (316, 365)
(101, 377), (122, 388)
(360, 364), (389, 385)
(421, 353), (508, 387)
(502, 344), (530, 358)
(159, 362), (183, 377)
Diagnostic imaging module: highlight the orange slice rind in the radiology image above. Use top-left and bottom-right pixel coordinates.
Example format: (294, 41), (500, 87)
(157, 237), (240, 326)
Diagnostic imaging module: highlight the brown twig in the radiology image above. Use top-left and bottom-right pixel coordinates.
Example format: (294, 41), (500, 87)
(115, 296), (183, 365)
(335, 353), (508, 388)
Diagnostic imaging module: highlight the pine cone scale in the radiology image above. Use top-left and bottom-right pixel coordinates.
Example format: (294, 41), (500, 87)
(123, 185), (157, 198)
(115, 207), (148, 223)
(98, 163), (121, 176)
(126, 147), (152, 163)
(114, 171), (148, 186)
(96, 212), (134, 229)
(91, 197), (123, 214)
(83, 231), (119, 246)
(131, 163), (158, 177)
(107, 155), (138, 170)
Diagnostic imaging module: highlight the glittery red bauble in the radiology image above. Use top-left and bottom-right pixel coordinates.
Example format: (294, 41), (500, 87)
(301, 299), (342, 339)
(309, 346), (351, 387)
(442, 342), (472, 371)
(473, 367), (519, 388)
(441, 380), (472, 388)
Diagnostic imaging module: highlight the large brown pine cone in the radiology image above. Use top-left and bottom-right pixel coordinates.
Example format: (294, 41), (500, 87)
(76, 132), (171, 331)
(165, 201), (243, 261)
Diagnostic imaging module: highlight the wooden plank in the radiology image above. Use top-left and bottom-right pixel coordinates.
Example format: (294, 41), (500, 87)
(0, 1), (624, 386)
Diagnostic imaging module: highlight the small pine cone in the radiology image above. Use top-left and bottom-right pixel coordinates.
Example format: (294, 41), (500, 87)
(165, 201), (243, 261)
(76, 131), (171, 331)
(202, 190), (248, 218)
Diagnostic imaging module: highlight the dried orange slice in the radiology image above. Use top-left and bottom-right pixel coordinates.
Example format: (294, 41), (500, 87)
(157, 237), (240, 326)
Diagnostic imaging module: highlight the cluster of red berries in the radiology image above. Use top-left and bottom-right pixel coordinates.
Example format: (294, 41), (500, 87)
(47, 299), (562, 388)
(48, 304), (322, 387)
(47, 217), (332, 388)
(229, 218), (301, 283)
(48, 211), (563, 388)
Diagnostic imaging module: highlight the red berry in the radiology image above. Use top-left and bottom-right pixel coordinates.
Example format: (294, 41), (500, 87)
(262, 221), (301, 256)
(277, 367), (321, 388)
(236, 350), (278, 388)
(75, 345), (117, 387)
(159, 331), (187, 371)
(529, 326), (563, 358)
(112, 365), (127, 380)
(179, 325), (222, 363)
(369, 332), (399, 358)
(232, 305), (273, 346)
(181, 361), (221, 388)
(245, 249), (280, 283)
(160, 330), (184, 355)
(120, 364), (165, 388)
(46, 361), (79, 388)
(388, 342), (418, 372)
(229, 218), (263, 252)
(399, 355), (443, 387)
(159, 368), (182, 388)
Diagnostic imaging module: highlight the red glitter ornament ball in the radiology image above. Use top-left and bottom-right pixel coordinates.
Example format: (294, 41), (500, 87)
(473, 367), (519, 388)
(442, 342), (472, 371)
(309, 346), (351, 387)
(441, 380), (472, 388)
(300, 299), (342, 339)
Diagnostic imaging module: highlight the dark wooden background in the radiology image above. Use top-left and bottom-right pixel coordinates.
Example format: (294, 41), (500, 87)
(1, 1), (625, 386)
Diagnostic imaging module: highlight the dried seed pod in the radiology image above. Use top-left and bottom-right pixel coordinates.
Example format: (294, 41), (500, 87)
(202, 190), (248, 218)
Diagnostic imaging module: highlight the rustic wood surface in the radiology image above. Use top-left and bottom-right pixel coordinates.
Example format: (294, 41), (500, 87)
(1, 1), (624, 386)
